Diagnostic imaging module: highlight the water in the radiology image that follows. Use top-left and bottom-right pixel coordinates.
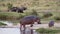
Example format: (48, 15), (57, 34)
(0, 21), (39, 34)
(0, 28), (39, 34)
(0, 28), (20, 34)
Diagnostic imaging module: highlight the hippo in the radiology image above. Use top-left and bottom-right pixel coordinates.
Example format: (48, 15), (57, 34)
(20, 15), (41, 34)
(49, 20), (54, 27)
(17, 6), (27, 13)
(8, 6), (27, 13)
(9, 7), (18, 12)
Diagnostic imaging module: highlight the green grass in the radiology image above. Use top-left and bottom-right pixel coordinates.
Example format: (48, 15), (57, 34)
(0, 12), (20, 20)
(36, 28), (60, 34)
(0, 11), (60, 24)
(0, 22), (7, 26)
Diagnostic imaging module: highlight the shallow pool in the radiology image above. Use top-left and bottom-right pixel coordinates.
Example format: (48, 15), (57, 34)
(0, 28), (39, 34)
(0, 28), (20, 34)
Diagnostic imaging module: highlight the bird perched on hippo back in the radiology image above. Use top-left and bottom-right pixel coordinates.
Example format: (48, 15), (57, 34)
(48, 20), (54, 27)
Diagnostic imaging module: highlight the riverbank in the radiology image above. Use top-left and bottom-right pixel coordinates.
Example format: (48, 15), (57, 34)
(0, 23), (60, 30)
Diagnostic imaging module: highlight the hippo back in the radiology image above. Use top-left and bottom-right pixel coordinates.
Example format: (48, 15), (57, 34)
(20, 15), (40, 25)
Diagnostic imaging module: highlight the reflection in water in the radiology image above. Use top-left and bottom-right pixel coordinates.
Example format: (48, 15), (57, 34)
(0, 21), (39, 34)
(21, 26), (39, 34)
(0, 28), (39, 34)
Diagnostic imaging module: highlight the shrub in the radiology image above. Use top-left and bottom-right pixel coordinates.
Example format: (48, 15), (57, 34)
(45, 4), (50, 7)
(36, 28), (60, 34)
(54, 16), (60, 20)
(31, 9), (38, 16)
(0, 22), (7, 26)
(43, 12), (53, 18)
(0, 12), (27, 21)
(0, 12), (20, 21)
(7, 3), (13, 9)
(18, 14), (25, 19)
(0, 13), (7, 20)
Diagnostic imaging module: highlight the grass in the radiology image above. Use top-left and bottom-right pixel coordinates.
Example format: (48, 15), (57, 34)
(0, 22), (7, 26)
(0, 11), (60, 24)
(0, 0), (58, 9)
(0, 0), (60, 24)
(36, 28), (60, 34)
(0, 12), (21, 23)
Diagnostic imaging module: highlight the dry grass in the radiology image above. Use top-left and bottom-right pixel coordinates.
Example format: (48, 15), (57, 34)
(0, 0), (59, 10)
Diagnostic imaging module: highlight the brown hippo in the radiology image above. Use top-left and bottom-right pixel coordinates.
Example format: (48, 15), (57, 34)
(20, 15), (41, 34)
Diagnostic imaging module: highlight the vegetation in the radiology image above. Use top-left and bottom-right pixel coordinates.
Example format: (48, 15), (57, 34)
(0, 11), (60, 23)
(7, 3), (13, 9)
(0, 22), (7, 26)
(54, 16), (60, 20)
(31, 9), (38, 16)
(43, 12), (53, 18)
(0, 12), (20, 20)
(36, 28), (60, 34)
(0, 0), (60, 23)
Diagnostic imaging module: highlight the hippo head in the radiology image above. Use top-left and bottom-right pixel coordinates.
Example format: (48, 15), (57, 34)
(37, 19), (41, 24)
(33, 16), (41, 24)
(22, 7), (27, 10)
